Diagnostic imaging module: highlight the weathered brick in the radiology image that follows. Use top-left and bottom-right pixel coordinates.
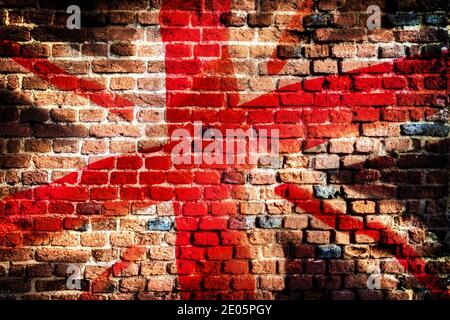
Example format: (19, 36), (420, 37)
(256, 216), (283, 229)
(401, 123), (449, 137)
(317, 245), (341, 259)
(306, 231), (330, 244)
(36, 248), (89, 263)
(351, 201), (376, 214)
(147, 218), (173, 231)
(314, 186), (339, 199)
(92, 60), (145, 73)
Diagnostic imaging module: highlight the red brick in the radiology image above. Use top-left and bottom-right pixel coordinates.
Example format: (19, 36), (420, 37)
(338, 216), (364, 230)
(182, 203), (208, 216)
(148, 187), (174, 201)
(110, 172), (138, 185)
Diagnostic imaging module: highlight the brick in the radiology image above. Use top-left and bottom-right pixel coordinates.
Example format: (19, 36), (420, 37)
(0, 279), (32, 293)
(111, 43), (136, 56)
(379, 200), (406, 214)
(367, 156), (396, 169)
(80, 232), (108, 247)
(306, 231), (330, 244)
(33, 217), (62, 232)
(249, 172), (276, 185)
(314, 186), (339, 199)
(277, 45), (302, 59)
(343, 245), (369, 259)
(248, 230), (274, 245)
(313, 59), (338, 74)
(329, 260), (355, 274)
(223, 260), (249, 274)
(304, 44), (330, 58)
(0, 248), (33, 262)
(36, 248), (89, 262)
(206, 247), (232, 261)
(120, 278), (146, 293)
(344, 275), (369, 289)
(338, 216), (364, 230)
(229, 216), (254, 230)
(332, 44), (357, 58)
(401, 123), (449, 137)
(387, 13), (420, 27)
(283, 215), (308, 230)
(286, 275), (313, 290)
(63, 217), (88, 231)
(92, 60), (145, 73)
(315, 28), (365, 42)
(316, 245), (341, 259)
(329, 139), (354, 154)
(305, 259), (326, 274)
(312, 155), (340, 169)
(424, 14), (447, 26)
(351, 201), (376, 214)
(344, 184), (397, 200)
(260, 276), (285, 291)
(182, 203), (208, 216)
(355, 230), (380, 243)
(366, 215), (393, 230)
(355, 138), (381, 153)
(147, 218), (173, 231)
(220, 12), (246, 27)
(251, 260), (276, 274)
(221, 171), (246, 185)
(147, 276), (174, 291)
(256, 216), (282, 229)
(199, 217), (228, 231)
(0, 155), (32, 169)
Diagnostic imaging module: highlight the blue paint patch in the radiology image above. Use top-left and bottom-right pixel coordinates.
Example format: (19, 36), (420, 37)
(147, 218), (173, 231)
(317, 245), (342, 259)
(387, 13), (420, 26)
(401, 123), (449, 137)
(229, 216), (255, 230)
(424, 15), (447, 26)
(256, 216), (282, 229)
(314, 185), (339, 199)
(304, 14), (329, 27)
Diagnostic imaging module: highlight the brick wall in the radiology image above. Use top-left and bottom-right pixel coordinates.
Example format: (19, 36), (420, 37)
(0, 0), (449, 300)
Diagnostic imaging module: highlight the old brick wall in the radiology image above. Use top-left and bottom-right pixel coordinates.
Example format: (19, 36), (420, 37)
(0, 0), (449, 300)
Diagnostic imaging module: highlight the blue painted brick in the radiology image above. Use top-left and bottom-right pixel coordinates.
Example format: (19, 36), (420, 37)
(424, 15), (447, 26)
(304, 14), (329, 27)
(387, 13), (420, 26)
(314, 186), (339, 199)
(401, 123), (449, 137)
(256, 216), (282, 229)
(147, 218), (173, 231)
(229, 216), (255, 230)
(317, 245), (342, 259)
(245, 216), (255, 229)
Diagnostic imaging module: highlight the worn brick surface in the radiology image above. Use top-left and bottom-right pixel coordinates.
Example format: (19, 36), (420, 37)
(0, 0), (448, 300)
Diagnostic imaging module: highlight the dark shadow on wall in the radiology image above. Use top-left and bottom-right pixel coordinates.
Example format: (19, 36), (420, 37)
(278, 137), (449, 300)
